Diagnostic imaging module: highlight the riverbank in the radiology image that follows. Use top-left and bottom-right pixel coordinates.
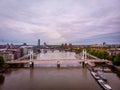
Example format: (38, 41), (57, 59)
(115, 66), (120, 71)
(0, 67), (8, 73)
(0, 64), (9, 73)
(86, 61), (120, 79)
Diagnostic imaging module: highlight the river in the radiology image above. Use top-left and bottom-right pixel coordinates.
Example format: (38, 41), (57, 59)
(0, 50), (120, 90)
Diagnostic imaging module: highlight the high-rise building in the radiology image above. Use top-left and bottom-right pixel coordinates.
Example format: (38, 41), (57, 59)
(38, 39), (40, 46)
(103, 42), (106, 46)
(44, 42), (46, 46)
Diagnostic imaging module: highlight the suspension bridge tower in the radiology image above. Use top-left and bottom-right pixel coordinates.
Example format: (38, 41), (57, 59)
(82, 49), (87, 67)
(29, 50), (34, 67)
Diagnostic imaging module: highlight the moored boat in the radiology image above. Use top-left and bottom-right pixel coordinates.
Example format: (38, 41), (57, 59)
(91, 71), (100, 80)
(97, 71), (107, 82)
(98, 79), (112, 90)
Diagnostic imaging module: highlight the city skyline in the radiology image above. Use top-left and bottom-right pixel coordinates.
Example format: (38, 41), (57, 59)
(0, 0), (120, 45)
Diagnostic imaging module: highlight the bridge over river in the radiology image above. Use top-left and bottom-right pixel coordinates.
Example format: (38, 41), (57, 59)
(3, 50), (120, 90)
(6, 50), (111, 67)
(6, 59), (111, 68)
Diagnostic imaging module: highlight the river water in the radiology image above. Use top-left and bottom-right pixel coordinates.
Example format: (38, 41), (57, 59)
(0, 50), (120, 90)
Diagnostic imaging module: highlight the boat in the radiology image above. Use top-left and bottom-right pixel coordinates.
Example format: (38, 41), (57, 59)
(91, 71), (100, 80)
(98, 79), (112, 90)
(97, 71), (107, 82)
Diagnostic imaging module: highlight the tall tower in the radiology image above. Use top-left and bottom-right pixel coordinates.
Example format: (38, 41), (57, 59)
(38, 39), (40, 46)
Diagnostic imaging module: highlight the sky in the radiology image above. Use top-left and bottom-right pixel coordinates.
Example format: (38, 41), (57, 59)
(0, 0), (120, 45)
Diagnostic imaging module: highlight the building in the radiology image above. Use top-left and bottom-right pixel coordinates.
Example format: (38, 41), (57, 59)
(0, 52), (14, 61)
(19, 45), (33, 57)
(38, 39), (40, 46)
(108, 48), (120, 56)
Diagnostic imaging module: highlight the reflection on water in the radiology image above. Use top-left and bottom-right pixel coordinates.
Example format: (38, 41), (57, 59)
(0, 67), (119, 90)
(0, 68), (102, 90)
(0, 75), (5, 85)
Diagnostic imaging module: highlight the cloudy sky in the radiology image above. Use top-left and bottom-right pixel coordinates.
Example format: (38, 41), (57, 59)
(0, 0), (120, 45)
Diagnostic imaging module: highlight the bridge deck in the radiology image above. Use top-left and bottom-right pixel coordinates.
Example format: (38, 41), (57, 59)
(6, 59), (111, 64)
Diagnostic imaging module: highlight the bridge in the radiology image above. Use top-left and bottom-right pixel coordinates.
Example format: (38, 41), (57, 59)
(6, 59), (110, 64)
(5, 49), (112, 67)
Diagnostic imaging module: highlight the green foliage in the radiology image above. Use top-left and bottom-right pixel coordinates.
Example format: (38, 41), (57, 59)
(86, 47), (90, 52)
(87, 50), (109, 59)
(0, 56), (5, 67)
(75, 48), (82, 54)
(98, 50), (109, 59)
(106, 55), (114, 61)
(113, 53), (120, 66)
(87, 49), (120, 66)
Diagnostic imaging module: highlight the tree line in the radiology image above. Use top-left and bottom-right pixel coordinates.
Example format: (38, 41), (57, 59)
(86, 49), (120, 66)
(75, 48), (120, 66)
(0, 56), (9, 73)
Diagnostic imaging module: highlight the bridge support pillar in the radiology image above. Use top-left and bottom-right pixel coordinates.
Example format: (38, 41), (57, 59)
(29, 61), (34, 68)
(57, 61), (60, 68)
(29, 50), (34, 68)
(82, 49), (87, 68)
(82, 62), (85, 68)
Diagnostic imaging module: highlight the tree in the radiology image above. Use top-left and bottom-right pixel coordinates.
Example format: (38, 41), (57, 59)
(97, 51), (103, 59)
(75, 48), (82, 54)
(0, 56), (5, 67)
(106, 55), (114, 61)
(94, 50), (99, 56)
(102, 51), (109, 59)
(113, 53), (120, 66)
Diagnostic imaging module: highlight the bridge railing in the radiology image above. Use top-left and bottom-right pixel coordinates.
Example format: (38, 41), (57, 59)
(15, 54), (30, 61)
(86, 53), (100, 60)
(15, 53), (37, 61)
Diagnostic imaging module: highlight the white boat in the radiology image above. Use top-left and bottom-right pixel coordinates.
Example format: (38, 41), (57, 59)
(91, 71), (100, 80)
(98, 79), (112, 90)
(97, 71), (107, 82)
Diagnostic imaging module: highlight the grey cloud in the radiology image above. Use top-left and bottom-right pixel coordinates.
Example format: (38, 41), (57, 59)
(0, 0), (120, 45)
